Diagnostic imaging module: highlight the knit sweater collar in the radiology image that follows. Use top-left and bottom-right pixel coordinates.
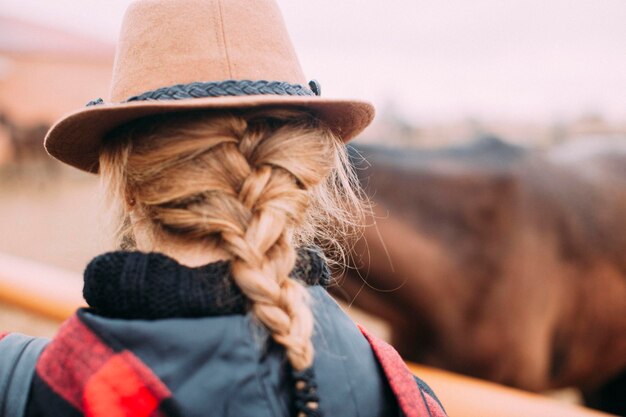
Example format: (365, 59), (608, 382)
(83, 246), (330, 320)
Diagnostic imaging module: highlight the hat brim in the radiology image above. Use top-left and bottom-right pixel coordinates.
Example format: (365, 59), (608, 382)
(44, 95), (375, 173)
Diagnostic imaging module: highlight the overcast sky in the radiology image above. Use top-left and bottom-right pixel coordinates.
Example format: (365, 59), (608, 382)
(1, 0), (625, 123)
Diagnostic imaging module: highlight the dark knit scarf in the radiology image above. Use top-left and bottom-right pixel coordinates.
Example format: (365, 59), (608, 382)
(83, 246), (331, 319)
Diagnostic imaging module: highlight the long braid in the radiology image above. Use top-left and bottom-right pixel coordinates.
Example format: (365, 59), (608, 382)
(103, 110), (339, 371)
(223, 115), (322, 370)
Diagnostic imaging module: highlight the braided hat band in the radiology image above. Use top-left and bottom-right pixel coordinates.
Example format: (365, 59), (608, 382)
(87, 79), (322, 107)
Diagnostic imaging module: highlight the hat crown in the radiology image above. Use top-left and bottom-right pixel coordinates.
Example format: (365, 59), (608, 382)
(110, 0), (306, 103)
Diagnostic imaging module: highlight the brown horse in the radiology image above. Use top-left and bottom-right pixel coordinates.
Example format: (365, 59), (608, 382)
(333, 137), (626, 413)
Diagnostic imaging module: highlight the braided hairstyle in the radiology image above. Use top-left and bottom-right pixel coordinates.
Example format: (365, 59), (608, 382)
(99, 108), (364, 372)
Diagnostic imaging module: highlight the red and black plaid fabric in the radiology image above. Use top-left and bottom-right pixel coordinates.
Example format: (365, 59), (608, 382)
(30, 314), (181, 417)
(359, 325), (447, 417)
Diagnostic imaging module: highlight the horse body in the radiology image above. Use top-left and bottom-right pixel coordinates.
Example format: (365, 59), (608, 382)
(337, 138), (626, 398)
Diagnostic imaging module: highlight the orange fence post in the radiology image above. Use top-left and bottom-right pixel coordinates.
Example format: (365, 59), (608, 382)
(407, 363), (616, 417)
(0, 252), (83, 322)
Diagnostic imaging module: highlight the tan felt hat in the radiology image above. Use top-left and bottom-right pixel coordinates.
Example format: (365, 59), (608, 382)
(44, 0), (375, 173)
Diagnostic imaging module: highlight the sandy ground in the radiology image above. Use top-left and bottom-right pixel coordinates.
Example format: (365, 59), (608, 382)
(0, 165), (114, 271)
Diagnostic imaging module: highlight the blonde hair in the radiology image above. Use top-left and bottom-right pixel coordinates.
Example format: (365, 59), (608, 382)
(99, 108), (364, 371)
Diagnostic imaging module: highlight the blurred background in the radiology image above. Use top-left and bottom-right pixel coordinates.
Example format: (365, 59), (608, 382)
(0, 0), (625, 414)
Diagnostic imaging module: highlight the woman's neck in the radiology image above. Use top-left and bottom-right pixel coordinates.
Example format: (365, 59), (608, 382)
(135, 234), (231, 267)
(156, 243), (231, 267)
